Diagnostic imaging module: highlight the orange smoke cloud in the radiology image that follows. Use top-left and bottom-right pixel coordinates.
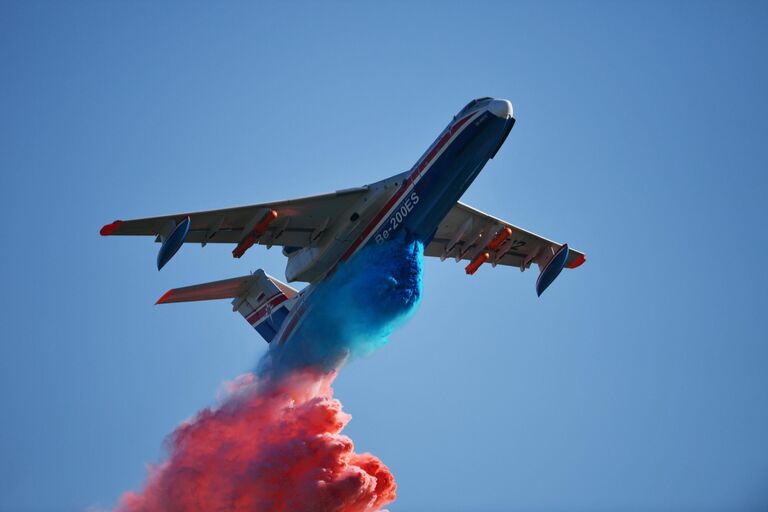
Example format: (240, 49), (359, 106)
(115, 370), (395, 512)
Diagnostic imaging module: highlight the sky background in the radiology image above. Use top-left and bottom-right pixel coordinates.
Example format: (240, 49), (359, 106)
(2, 2), (768, 511)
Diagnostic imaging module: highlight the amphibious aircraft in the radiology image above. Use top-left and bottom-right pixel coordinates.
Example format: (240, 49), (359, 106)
(100, 97), (585, 346)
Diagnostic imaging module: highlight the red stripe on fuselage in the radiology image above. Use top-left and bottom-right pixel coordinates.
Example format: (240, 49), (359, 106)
(338, 112), (477, 263)
(246, 294), (289, 325)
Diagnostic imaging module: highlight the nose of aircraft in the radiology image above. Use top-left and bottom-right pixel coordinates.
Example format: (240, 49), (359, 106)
(488, 99), (514, 119)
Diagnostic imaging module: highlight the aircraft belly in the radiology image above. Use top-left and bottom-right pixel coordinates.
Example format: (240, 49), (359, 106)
(384, 113), (509, 244)
(285, 185), (394, 283)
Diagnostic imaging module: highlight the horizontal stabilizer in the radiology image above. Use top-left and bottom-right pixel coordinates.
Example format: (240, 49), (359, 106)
(157, 275), (254, 304)
(156, 272), (297, 305)
(156, 271), (298, 344)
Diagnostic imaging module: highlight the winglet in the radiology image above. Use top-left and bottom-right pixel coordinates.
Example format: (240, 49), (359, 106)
(155, 289), (174, 305)
(100, 220), (123, 236)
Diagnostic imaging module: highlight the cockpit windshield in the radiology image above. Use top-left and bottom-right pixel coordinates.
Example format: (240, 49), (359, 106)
(456, 97), (492, 117)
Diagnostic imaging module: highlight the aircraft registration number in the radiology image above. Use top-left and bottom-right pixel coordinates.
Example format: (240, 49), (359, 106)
(375, 192), (420, 244)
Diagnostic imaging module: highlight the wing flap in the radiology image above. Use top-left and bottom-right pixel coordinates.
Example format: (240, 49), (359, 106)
(100, 187), (368, 245)
(425, 201), (585, 294)
(425, 201), (585, 269)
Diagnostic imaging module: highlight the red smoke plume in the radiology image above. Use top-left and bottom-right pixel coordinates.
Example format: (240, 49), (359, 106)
(116, 370), (395, 512)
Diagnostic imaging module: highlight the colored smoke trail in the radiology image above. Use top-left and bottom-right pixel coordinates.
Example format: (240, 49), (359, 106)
(264, 231), (424, 374)
(115, 233), (424, 511)
(116, 370), (395, 512)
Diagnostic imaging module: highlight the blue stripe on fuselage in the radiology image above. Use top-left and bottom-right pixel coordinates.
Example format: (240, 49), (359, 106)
(369, 112), (511, 248)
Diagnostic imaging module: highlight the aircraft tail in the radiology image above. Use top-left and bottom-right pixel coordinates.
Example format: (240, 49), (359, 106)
(156, 270), (298, 344)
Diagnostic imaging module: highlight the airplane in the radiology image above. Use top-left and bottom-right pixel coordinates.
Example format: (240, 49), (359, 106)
(100, 97), (585, 350)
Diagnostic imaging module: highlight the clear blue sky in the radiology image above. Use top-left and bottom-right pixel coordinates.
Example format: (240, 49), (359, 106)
(2, 2), (767, 511)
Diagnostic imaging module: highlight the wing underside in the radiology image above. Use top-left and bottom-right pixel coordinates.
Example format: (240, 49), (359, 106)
(424, 201), (585, 292)
(100, 187), (368, 250)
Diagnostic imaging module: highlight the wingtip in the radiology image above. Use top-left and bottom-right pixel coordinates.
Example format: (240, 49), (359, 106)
(155, 289), (174, 305)
(100, 220), (123, 236)
(566, 254), (586, 269)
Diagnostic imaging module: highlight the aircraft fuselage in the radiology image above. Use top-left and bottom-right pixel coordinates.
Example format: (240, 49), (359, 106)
(284, 98), (514, 283)
(273, 98), (515, 350)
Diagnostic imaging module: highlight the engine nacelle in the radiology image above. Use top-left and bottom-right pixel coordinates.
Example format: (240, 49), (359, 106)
(284, 246), (325, 283)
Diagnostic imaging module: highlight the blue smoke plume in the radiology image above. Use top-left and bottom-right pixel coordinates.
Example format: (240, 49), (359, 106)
(262, 230), (424, 374)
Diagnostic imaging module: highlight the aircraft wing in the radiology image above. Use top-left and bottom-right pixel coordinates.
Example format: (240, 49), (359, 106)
(100, 187), (368, 265)
(424, 201), (585, 293)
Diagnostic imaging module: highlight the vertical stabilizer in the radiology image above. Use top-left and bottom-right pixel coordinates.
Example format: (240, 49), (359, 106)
(231, 270), (297, 343)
